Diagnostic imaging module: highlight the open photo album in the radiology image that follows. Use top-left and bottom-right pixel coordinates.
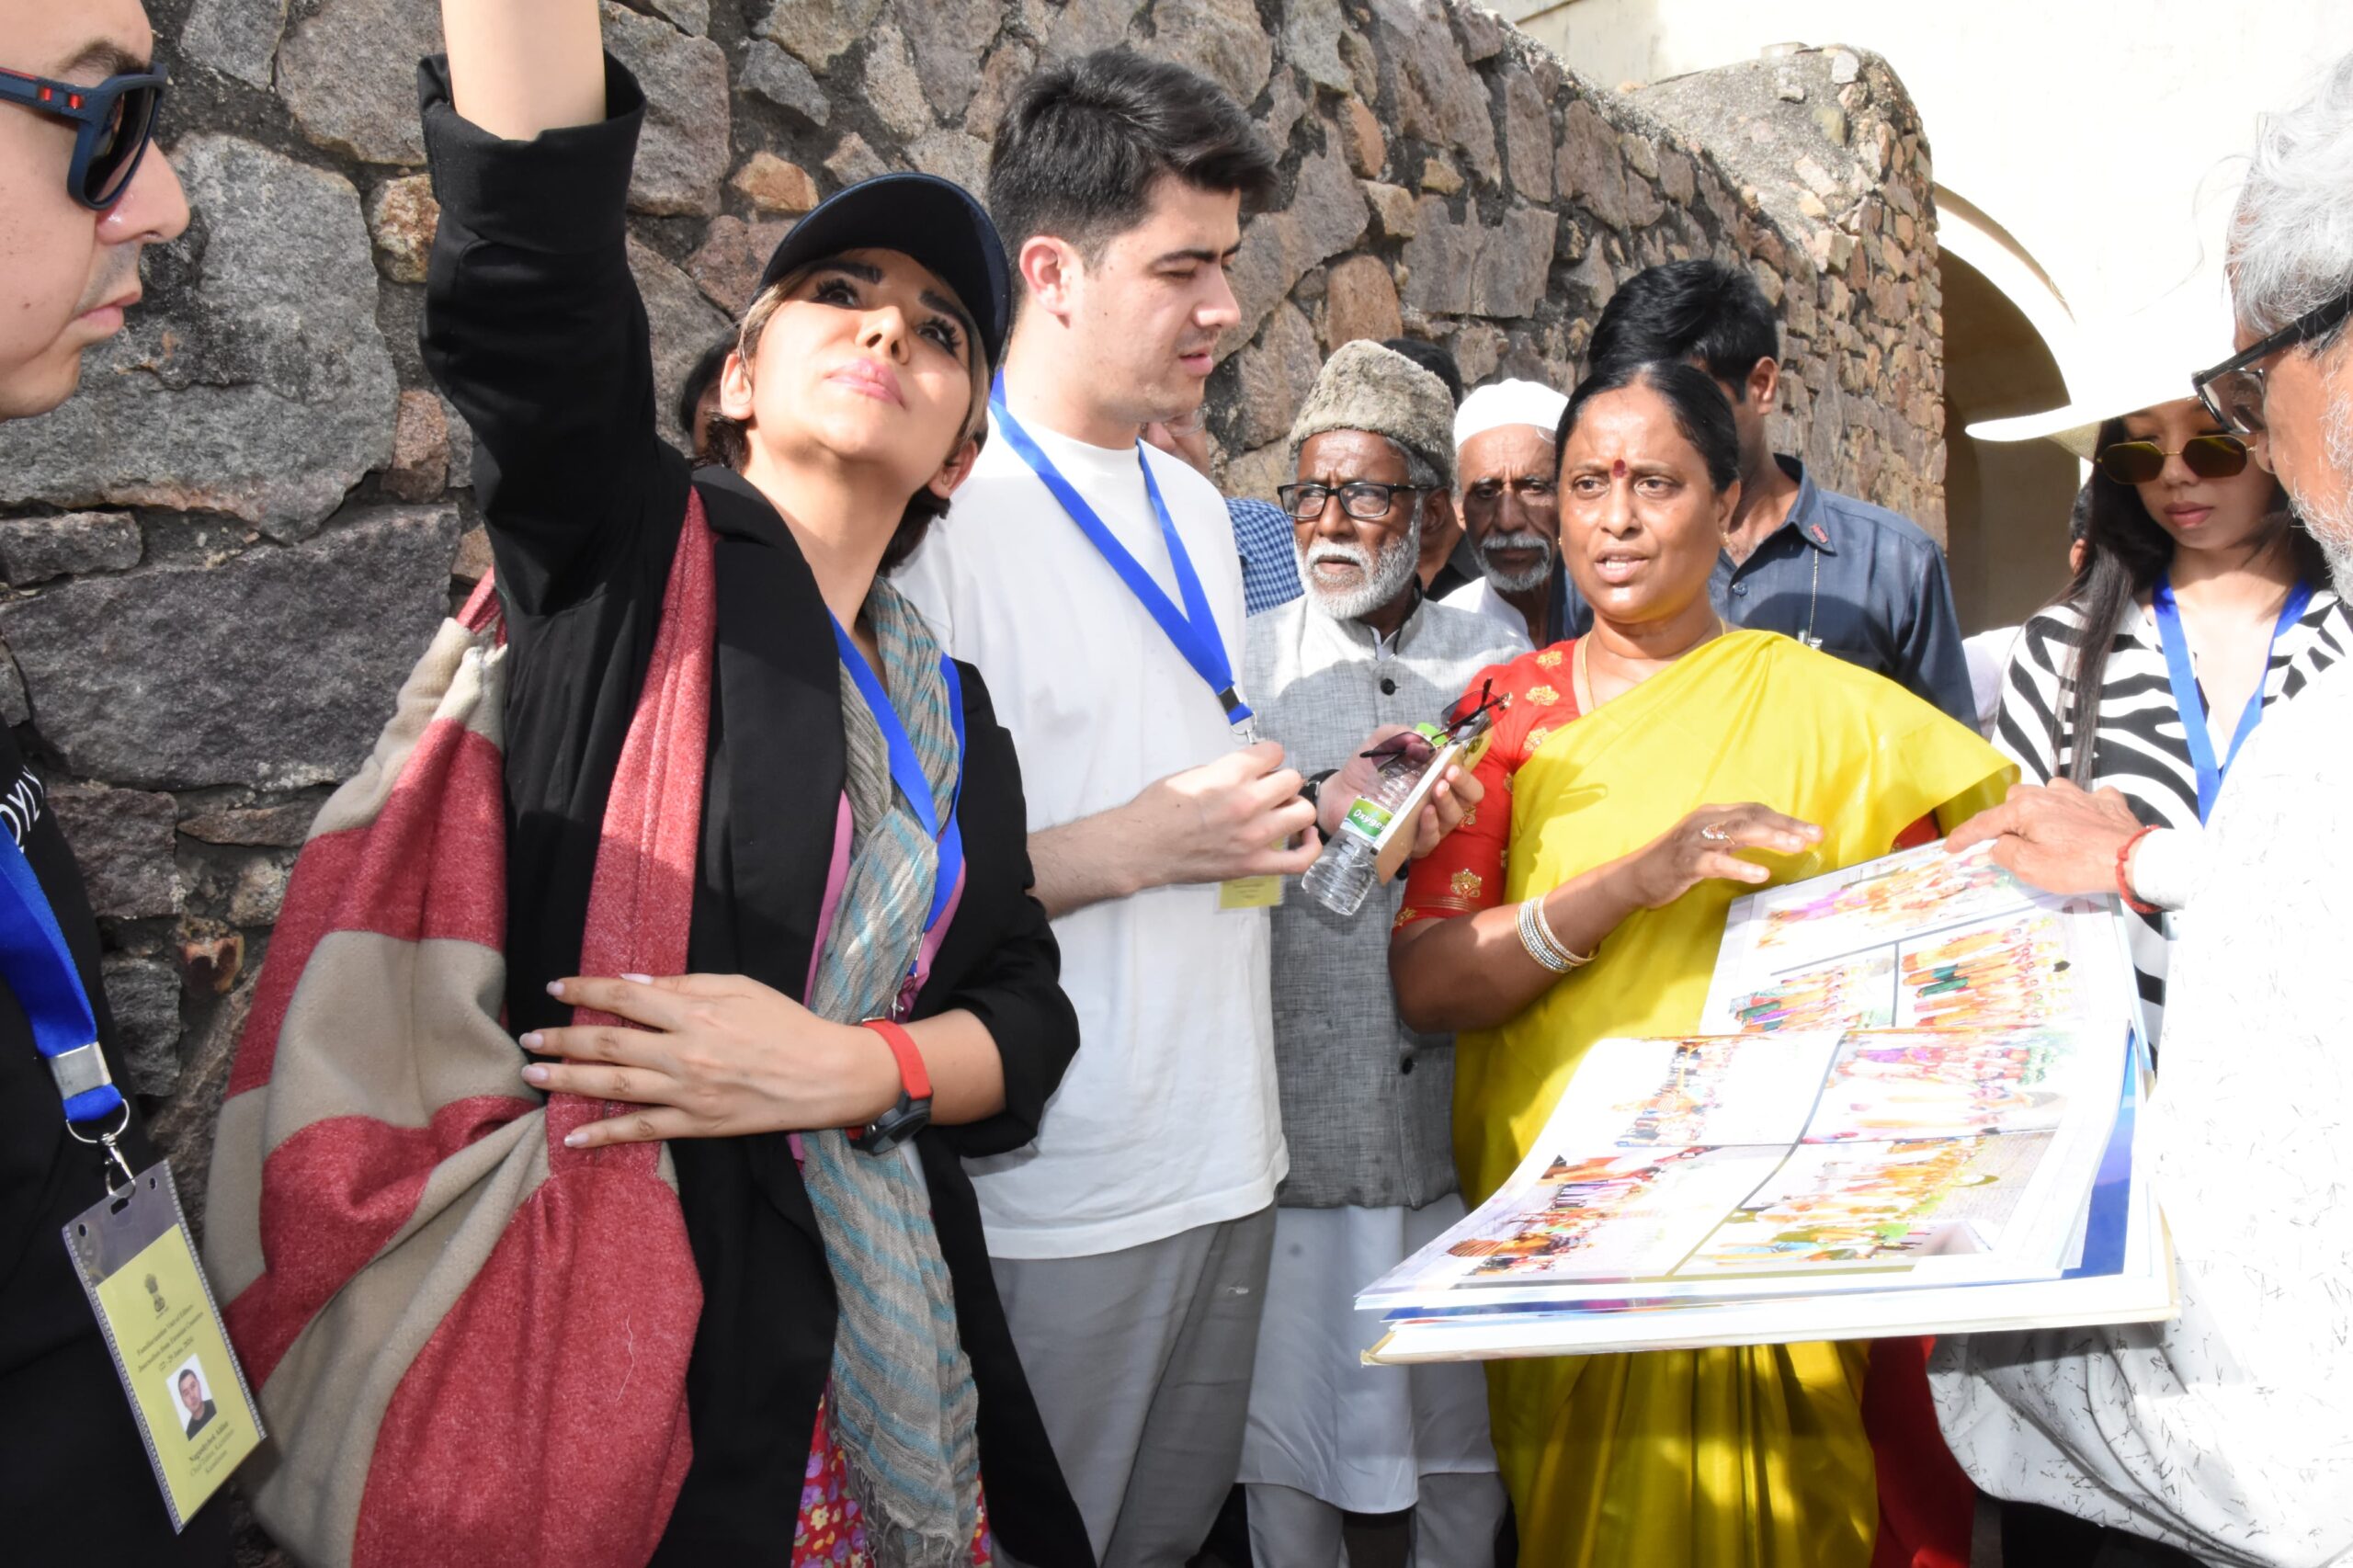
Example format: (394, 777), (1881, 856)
(1361, 839), (2175, 1363)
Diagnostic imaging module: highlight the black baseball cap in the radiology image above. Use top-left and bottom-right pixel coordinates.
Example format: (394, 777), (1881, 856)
(756, 173), (1012, 369)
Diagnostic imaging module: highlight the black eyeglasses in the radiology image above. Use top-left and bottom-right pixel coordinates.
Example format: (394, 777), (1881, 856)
(2192, 286), (2353, 437)
(0, 63), (168, 210)
(2094, 434), (2251, 485)
(1276, 480), (1427, 521)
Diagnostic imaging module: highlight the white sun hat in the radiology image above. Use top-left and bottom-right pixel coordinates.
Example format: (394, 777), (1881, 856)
(1966, 277), (2241, 460)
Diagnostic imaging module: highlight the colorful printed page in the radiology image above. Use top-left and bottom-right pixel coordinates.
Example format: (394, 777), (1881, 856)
(1365, 1035), (2167, 1361)
(1699, 839), (2133, 1037)
(1361, 1019), (2122, 1310)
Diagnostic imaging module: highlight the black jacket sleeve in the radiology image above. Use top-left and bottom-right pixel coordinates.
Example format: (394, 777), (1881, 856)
(916, 662), (1079, 1159)
(417, 54), (684, 618)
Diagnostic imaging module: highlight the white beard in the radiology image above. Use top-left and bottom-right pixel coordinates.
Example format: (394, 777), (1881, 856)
(1299, 517), (1422, 623)
(1476, 528), (1554, 594)
(2312, 379), (2353, 598)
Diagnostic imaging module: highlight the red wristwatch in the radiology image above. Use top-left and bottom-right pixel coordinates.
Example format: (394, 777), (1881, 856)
(849, 1018), (933, 1154)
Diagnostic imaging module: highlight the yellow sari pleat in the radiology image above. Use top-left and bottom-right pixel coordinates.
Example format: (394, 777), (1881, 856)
(1460, 631), (2011, 1568)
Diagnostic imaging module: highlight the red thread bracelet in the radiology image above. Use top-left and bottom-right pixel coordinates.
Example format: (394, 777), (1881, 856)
(2115, 825), (2160, 915)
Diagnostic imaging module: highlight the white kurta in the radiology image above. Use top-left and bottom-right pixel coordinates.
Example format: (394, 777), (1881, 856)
(1238, 1199), (1499, 1513)
(1932, 655), (2353, 1567)
(1438, 575), (1536, 646)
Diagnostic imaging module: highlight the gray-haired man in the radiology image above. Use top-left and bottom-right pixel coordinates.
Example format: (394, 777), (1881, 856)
(1237, 340), (1521, 1566)
(1933, 51), (2353, 1568)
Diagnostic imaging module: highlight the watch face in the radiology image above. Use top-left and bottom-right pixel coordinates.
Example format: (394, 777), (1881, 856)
(853, 1095), (934, 1155)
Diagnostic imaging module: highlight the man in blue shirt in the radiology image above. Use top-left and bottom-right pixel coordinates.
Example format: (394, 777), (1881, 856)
(1143, 404), (1302, 616)
(1559, 260), (1974, 722)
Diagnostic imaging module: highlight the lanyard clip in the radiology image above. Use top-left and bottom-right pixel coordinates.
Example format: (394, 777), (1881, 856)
(65, 1098), (135, 1195)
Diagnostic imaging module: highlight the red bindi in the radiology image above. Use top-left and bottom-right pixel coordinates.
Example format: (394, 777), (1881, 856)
(1610, 458), (1628, 478)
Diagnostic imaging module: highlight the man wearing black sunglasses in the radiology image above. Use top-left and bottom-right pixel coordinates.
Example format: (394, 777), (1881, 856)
(0, 0), (186, 421)
(0, 4), (218, 1566)
(1933, 49), (2353, 1568)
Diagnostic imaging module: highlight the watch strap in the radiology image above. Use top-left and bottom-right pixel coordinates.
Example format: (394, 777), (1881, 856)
(858, 1017), (932, 1103)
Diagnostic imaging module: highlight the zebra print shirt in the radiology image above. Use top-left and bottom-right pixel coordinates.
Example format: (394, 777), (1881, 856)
(1992, 586), (2353, 1046)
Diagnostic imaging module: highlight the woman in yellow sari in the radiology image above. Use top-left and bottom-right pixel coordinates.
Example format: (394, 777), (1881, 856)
(1390, 360), (2013, 1568)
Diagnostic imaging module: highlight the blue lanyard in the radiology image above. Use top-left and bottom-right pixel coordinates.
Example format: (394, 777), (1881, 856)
(0, 836), (120, 1125)
(828, 617), (967, 934)
(988, 380), (1254, 731)
(2150, 573), (2313, 822)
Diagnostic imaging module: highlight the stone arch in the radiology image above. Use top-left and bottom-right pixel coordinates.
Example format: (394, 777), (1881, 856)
(1938, 189), (2081, 631)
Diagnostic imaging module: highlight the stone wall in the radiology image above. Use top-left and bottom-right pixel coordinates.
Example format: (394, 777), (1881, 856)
(5, 0), (1935, 1430)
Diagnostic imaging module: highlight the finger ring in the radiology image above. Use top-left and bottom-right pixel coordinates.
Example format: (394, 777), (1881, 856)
(1699, 823), (1733, 844)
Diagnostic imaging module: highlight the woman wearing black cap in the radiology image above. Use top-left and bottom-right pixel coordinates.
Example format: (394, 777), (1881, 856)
(419, 2), (1088, 1562)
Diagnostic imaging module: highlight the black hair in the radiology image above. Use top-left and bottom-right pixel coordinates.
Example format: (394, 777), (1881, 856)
(677, 336), (733, 449)
(986, 48), (1277, 264)
(1380, 336), (1464, 403)
(2047, 417), (2313, 785)
(1556, 359), (1743, 493)
(1586, 259), (1781, 399)
(2066, 480), (2094, 545)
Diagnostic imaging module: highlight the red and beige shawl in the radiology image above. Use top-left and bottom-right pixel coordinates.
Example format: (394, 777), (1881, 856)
(204, 498), (716, 1568)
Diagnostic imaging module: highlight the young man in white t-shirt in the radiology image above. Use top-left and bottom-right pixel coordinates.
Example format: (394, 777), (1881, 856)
(894, 49), (1334, 1566)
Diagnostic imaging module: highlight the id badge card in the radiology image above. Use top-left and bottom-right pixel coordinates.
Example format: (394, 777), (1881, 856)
(1218, 874), (1283, 910)
(63, 1161), (263, 1531)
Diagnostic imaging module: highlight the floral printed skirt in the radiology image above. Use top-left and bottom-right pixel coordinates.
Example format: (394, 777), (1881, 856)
(790, 1392), (994, 1565)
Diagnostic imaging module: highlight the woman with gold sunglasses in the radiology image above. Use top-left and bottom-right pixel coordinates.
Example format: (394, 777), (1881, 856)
(1955, 290), (2353, 1057)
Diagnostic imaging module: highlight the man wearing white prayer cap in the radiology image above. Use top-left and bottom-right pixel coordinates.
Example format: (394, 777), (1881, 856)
(1441, 378), (1573, 646)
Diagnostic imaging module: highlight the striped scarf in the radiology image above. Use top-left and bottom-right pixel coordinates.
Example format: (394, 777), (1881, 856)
(799, 579), (982, 1564)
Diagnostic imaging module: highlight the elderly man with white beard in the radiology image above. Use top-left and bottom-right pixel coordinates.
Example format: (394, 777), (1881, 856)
(1236, 339), (1524, 1567)
(1932, 51), (2353, 1568)
(1441, 379), (1572, 647)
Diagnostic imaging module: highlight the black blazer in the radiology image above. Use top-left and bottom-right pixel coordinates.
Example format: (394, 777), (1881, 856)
(653, 476), (1090, 1565)
(418, 55), (1091, 1566)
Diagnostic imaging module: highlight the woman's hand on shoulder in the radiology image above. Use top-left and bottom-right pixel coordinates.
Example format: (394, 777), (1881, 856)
(1623, 803), (1822, 909)
(518, 973), (901, 1147)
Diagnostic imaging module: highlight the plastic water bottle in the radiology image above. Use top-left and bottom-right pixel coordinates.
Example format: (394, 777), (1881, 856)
(1301, 700), (1501, 916)
(1299, 810), (1387, 916)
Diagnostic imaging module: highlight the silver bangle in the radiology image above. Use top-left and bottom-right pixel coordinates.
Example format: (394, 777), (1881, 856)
(1533, 895), (1596, 969)
(1518, 895), (1594, 972)
(1517, 898), (1571, 971)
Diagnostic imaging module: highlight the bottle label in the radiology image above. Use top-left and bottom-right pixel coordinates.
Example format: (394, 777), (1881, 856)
(1341, 796), (1396, 844)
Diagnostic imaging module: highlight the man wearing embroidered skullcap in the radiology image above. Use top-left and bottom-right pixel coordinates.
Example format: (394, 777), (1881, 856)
(1574, 259), (1975, 721)
(0, 0), (223, 1562)
(1238, 338), (1520, 1567)
(1444, 379), (1573, 647)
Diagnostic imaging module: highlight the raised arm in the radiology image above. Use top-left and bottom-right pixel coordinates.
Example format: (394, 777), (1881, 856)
(441, 0), (605, 137)
(421, 0), (680, 616)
